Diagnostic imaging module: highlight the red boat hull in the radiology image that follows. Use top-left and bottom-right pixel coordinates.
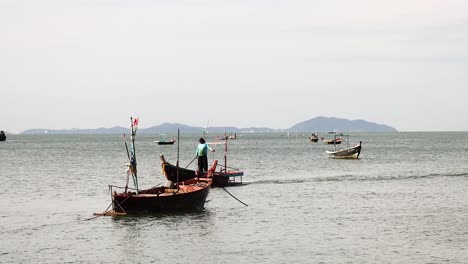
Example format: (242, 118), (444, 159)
(112, 179), (211, 214)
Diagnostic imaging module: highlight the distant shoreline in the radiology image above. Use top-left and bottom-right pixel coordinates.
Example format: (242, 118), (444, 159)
(16, 116), (397, 135)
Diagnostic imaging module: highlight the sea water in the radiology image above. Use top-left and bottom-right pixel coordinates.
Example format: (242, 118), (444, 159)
(1, 132), (467, 263)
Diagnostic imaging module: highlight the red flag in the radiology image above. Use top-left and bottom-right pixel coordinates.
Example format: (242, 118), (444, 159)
(133, 117), (139, 126)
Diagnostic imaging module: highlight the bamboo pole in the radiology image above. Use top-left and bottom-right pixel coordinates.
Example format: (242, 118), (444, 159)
(176, 129), (180, 186)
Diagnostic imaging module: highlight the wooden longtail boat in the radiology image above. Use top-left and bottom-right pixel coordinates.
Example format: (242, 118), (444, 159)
(156, 139), (176, 145)
(326, 141), (362, 159)
(161, 156), (243, 187)
(154, 134), (176, 145)
(95, 119), (211, 216)
(325, 131), (362, 159)
(161, 137), (244, 187)
(111, 178), (211, 214)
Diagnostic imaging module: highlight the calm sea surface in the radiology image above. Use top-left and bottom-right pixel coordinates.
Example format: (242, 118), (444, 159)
(1, 132), (467, 263)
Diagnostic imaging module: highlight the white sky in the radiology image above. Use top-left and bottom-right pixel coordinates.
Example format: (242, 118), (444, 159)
(1, 0), (467, 133)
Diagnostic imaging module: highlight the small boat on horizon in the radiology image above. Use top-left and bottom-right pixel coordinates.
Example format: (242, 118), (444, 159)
(322, 132), (343, 144)
(309, 133), (318, 142)
(154, 134), (176, 145)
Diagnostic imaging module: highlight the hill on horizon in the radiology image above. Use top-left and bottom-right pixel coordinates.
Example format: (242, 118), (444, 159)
(19, 116), (397, 134)
(289, 116), (397, 132)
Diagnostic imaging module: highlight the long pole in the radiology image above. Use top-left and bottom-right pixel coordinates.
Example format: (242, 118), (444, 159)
(176, 129), (180, 185)
(185, 156), (197, 169)
(130, 117), (138, 194)
(333, 132), (337, 151)
(224, 136), (227, 173)
(124, 141), (131, 193)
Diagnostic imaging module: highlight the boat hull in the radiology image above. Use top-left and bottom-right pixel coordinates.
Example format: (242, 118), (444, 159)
(213, 171), (244, 187)
(163, 163), (199, 182)
(326, 142), (362, 159)
(157, 141), (175, 145)
(324, 139), (342, 144)
(112, 179), (211, 214)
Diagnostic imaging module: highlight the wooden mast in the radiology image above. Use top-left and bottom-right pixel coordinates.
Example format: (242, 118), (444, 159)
(130, 117), (139, 194)
(176, 129), (180, 185)
(224, 134), (228, 173)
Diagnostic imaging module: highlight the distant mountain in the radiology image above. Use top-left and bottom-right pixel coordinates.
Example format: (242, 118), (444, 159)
(140, 123), (276, 133)
(21, 126), (128, 135)
(288, 116), (397, 132)
(142, 123), (203, 133)
(20, 123), (278, 134)
(19, 117), (396, 134)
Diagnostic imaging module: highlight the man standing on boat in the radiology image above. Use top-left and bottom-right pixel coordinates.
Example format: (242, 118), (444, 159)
(196, 138), (215, 174)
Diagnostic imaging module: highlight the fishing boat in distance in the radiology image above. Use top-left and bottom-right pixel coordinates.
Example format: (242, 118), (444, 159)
(95, 118), (211, 216)
(154, 134), (176, 145)
(322, 132), (343, 144)
(309, 133), (318, 142)
(325, 132), (362, 159)
(161, 139), (244, 187)
(0, 131), (5, 142)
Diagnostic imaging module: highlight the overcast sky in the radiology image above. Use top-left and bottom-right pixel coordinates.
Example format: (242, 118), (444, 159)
(1, 0), (467, 133)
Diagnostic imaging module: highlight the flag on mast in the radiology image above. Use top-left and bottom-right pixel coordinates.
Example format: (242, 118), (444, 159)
(133, 117), (139, 127)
